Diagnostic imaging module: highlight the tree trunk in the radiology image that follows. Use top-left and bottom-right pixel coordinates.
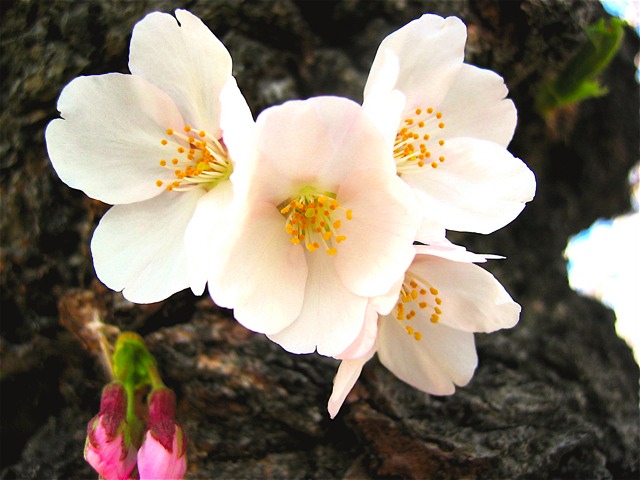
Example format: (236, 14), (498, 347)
(1, 0), (638, 478)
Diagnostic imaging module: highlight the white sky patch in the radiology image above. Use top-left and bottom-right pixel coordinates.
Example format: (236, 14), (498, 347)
(601, 0), (640, 33)
(565, 163), (640, 363)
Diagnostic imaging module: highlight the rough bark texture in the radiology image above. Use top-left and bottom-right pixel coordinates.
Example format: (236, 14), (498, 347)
(1, 0), (638, 479)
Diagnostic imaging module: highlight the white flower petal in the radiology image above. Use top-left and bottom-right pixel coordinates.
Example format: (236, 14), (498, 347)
(208, 202), (307, 334)
(414, 243), (502, 264)
(378, 314), (477, 394)
(335, 304), (379, 360)
(409, 254), (521, 333)
(184, 181), (235, 296)
(336, 169), (419, 297)
(268, 252), (369, 357)
(406, 137), (536, 234)
(252, 96), (395, 203)
(90, 189), (204, 303)
(362, 88), (406, 147)
(129, 10), (232, 134)
(328, 345), (376, 419)
(437, 63), (517, 147)
(369, 275), (405, 316)
(46, 74), (185, 205)
(365, 15), (466, 110)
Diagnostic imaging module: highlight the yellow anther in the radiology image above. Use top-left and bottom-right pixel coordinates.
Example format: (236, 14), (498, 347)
(290, 238), (300, 245)
(418, 121), (425, 128)
(336, 235), (347, 243)
(427, 107), (434, 114)
(430, 287), (439, 295)
(439, 156), (445, 162)
(199, 131), (206, 137)
(405, 118), (414, 125)
(172, 158), (179, 165)
(156, 180), (163, 187)
(306, 243), (317, 252)
(323, 231), (332, 241)
(166, 129), (174, 135)
(435, 307), (442, 315)
(438, 122), (445, 129)
(184, 126), (192, 132)
(414, 332), (423, 341)
(411, 289), (418, 299)
(435, 297), (442, 305)
(420, 289), (427, 295)
(410, 280), (418, 288)
(415, 108), (422, 115)
(346, 210), (353, 220)
(406, 326), (414, 335)
(439, 140), (445, 146)
(327, 248), (337, 256)
(161, 139), (168, 145)
(430, 314), (439, 323)
(159, 160), (167, 167)
(423, 134), (430, 140)
(333, 220), (341, 229)
(436, 112), (442, 119)
(431, 162), (438, 169)
(419, 302), (427, 309)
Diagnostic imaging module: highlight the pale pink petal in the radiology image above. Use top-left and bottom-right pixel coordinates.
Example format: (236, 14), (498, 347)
(369, 276), (405, 316)
(267, 252), (369, 357)
(219, 77), (257, 201)
(184, 181), (235, 296)
(335, 168), (419, 297)
(365, 15), (466, 111)
(408, 254), (521, 333)
(405, 137), (536, 234)
(208, 202), (307, 334)
(90, 189), (204, 303)
(46, 74), (185, 205)
(129, 10), (232, 134)
(415, 219), (447, 245)
(378, 314), (477, 394)
(251, 97), (395, 204)
(328, 345), (376, 419)
(335, 304), (379, 360)
(437, 64), (517, 147)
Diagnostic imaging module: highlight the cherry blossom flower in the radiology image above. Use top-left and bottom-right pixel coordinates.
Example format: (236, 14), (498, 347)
(84, 382), (137, 480)
(194, 96), (421, 357)
(46, 10), (253, 303)
(137, 388), (187, 480)
(328, 243), (521, 418)
(363, 14), (536, 239)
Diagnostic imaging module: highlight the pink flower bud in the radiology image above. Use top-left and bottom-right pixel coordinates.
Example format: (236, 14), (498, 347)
(137, 388), (187, 480)
(84, 382), (137, 480)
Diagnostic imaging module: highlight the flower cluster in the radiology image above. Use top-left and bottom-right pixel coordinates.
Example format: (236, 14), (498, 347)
(84, 333), (187, 480)
(46, 8), (535, 429)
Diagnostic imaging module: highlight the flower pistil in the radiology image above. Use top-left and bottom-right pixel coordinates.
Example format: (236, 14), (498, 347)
(279, 186), (353, 256)
(156, 126), (232, 192)
(394, 273), (444, 341)
(394, 107), (447, 173)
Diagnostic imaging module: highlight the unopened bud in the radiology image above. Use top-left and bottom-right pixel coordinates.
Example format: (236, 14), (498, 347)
(137, 388), (187, 480)
(84, 382), (137, 480)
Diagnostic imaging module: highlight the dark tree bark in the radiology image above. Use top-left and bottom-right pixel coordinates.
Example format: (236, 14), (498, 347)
(1, 1), (638, 479)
